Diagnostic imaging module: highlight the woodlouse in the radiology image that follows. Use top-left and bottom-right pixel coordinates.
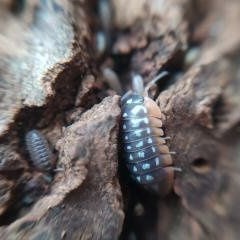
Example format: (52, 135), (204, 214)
(121, 72), (181, 194)
(25, 129), (53, 172)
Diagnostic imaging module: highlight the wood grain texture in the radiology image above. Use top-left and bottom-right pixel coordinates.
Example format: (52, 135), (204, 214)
(114, 0), (240, 239)
(0, 0), (90, 134)
(0, 0), (240, 239)
(0, 0), (92, 220)
(1, 96), (123, 239)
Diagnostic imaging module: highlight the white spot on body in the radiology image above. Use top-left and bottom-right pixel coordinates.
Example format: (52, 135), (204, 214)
(138, 151), (145, 158)
(129, 154), (133, 160)
(147, 138), (153, 144)
(135, 130), (142, 137)
(131, 118), (149, 128)
(146, 175), (154, 181)
(123, 124), (126, 129)
(136, 176), (141, 182)
(32, 132), (39, 138)
(131, 105), (147, 115)
(147, 128), (151, 134)
(155, 157), (160, 166)
(136, 141), (143, 148)
(131, 119), (141, 128)
(125, 136), (128, 140)
(126, 98), (133, 104)
(134, 98), (143, 104)
(142, 163), (150, 170)
(133, 166), (137, 172)
(123, 113), (128, 117)
(152, 147), (156, 153)
(127, 145), (132, 150)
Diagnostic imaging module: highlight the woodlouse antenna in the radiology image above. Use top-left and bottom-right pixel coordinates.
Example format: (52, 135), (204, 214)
(102, 68), (123, 94)
(144, 71), (169, 97)
(132, 74), (144, 95)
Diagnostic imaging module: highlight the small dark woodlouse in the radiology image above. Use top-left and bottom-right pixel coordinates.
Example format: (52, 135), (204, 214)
(25, 129), (53, 172)
(121, 72), (181, 194)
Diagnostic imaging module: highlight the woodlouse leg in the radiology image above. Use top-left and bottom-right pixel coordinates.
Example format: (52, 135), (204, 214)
(173, 167), (182, 172)
(158, 150), (176, 155)
(53, 167), (65, 172)
(162, 136), (171, 140)
(156, 137), (166, 145)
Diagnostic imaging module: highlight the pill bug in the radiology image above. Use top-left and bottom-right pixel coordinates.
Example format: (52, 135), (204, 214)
(121, 72), (181, 194)
(25, 129), (53, 172)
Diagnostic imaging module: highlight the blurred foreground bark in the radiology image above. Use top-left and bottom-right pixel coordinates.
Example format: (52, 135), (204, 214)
(0, 0), (239, 239)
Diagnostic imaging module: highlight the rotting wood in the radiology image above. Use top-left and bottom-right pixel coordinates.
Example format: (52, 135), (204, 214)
(0, 1), (124, 239)
(0, 0), (92, 220)
(113, 0), (240, 239)
(1, 96), (124, 240)
(0, 0), (240, 239)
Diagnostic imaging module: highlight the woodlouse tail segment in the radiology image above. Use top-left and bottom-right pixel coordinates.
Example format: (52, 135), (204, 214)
(144, 166), (175, 195)
(144, 71), (169, 97)
(144, 166), (181, 195)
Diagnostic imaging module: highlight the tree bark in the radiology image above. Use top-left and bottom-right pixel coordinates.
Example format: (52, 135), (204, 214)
(0, 0), (240, 239)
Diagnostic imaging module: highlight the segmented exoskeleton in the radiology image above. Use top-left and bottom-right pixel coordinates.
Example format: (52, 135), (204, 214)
(25, 129), (53, 172)
(121, 72), (180, 194)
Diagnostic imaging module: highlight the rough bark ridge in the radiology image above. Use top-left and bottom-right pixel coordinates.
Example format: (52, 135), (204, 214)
(114, 0), (240, 239)
(0, 0), (123, 239)
(0, 0), (239, 239)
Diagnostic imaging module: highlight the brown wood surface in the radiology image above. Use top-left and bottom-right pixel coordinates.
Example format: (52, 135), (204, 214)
(0, 0), (239, 239)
